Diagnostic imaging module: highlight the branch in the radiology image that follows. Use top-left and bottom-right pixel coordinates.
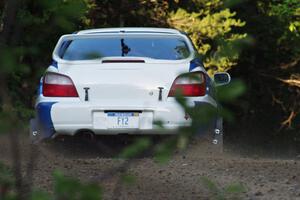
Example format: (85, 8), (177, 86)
(259, 73), (300, 88)
(280, 110), (297, 129)
(280, 56), (300, 69)
(279, 78), (300, 88)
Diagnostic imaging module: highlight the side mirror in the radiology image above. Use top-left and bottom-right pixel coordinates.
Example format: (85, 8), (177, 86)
(213, 72), (231, 86)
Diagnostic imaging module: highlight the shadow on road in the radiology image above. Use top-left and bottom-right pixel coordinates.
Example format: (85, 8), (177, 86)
(43, 135), (175, 159)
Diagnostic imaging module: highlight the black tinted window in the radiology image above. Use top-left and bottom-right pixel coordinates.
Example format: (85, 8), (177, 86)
(60, 36), (190, 61)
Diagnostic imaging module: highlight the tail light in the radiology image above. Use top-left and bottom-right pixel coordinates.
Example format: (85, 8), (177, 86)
(43, 72), (78, 97)
(168, 72), (206, 97)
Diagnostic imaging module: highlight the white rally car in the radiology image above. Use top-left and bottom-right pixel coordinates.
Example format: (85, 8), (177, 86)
(30, 28), (230, 144)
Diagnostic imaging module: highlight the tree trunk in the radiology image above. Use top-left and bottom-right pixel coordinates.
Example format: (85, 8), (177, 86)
(0, 0), (19, 46)
(0, 1), (23, 199)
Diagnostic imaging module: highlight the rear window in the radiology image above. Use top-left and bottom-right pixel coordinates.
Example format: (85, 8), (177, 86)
(59, 35), (191, 61)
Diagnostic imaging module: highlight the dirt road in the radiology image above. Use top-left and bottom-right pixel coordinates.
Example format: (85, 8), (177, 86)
(0, 134), (300, 200)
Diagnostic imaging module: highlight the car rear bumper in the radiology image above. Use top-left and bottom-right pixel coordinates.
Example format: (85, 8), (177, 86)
(35, 96), (217, 138)
(51, 102), (189, 136)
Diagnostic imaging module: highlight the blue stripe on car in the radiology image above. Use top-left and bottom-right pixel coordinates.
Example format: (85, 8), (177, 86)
(205, 74), (214, 97)
(189, 58), (203, 71)
(58, 40), (72, 57)
(51, 59), (58, 68)
(36, 102), (56, 138)
(37, 78), (43, 95)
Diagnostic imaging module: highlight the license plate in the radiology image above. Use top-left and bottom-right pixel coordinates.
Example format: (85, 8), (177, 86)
(107, 112), (139, 129)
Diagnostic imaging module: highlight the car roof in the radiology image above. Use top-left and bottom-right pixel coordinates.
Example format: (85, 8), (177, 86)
(76, 27), (183, 35)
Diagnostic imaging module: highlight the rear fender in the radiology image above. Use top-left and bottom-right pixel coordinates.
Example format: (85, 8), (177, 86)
(36, 102), (57, 138)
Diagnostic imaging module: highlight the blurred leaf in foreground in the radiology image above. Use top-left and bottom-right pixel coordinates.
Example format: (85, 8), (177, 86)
(121, 173), (136, 186)
(54, 171), (102, 200)
(119, 138), (152, 159)
(201, 176), (246, 200)
(154, 139), (177, 164)
(30, 190), (51, 200)
(215, 80), (246, 103)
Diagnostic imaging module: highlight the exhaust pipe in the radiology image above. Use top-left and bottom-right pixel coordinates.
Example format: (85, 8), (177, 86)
(75, 130), (95, 140)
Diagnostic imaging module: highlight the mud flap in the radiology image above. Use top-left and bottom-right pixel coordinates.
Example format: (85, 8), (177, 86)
(212, 117), (223, 153)
(194, 119), (223, 152)
(29, 118), (42, 144)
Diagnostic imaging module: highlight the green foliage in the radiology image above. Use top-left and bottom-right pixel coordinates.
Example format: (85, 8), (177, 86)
(201, 177), (246, 200)
(0, 162), (13, 188)
(168, 2), (247, 74)
(121, 173), (136, 185)
(119, 138), (152, 159)
(0, 162), (14, 199)
(0, 167), (103, 200)
(30, 190), (51, 200)
(0, 0), (88, 123)
(0, 112), (12, 133)
(84, 0), (168, 27)
(154, 139), (177, 164)
(268, 0), (300, 46)
(54, 171), (102, 200)
(232, 0), (300, 134)
(19, 0), (87, 36)
(223, 0), (246, 8)
(216, 80), (246, 103)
